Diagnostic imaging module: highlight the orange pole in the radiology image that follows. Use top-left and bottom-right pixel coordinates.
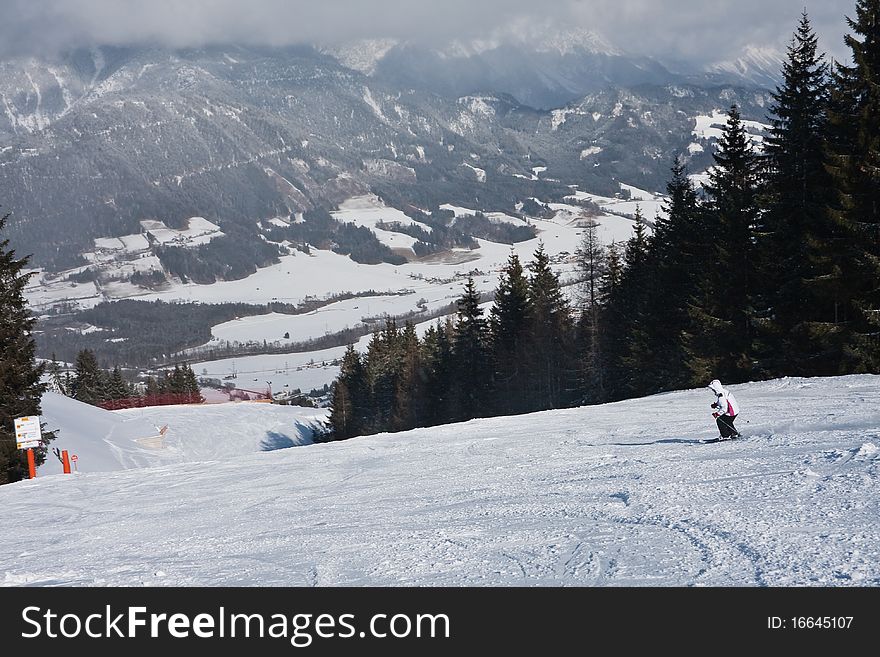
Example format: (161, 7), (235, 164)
(27, 448), (36, 479)
(62, 450), (71, 475)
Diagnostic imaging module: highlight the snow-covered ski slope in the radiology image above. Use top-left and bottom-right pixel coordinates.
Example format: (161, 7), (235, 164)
(36, 392), (327, 475)
(2, 375), (879, 587)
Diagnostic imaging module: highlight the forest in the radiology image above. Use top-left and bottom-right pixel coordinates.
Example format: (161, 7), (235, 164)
(327, 9), (880, 440)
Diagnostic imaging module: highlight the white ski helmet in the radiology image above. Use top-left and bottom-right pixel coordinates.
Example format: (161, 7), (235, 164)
(708, 379), (724, 394)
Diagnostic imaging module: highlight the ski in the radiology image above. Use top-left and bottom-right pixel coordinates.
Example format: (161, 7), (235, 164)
(701, 435), (743, 444)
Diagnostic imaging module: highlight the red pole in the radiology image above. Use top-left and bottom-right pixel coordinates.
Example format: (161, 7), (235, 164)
(62, 450), (71, 475)
(27, 448), (36, 479)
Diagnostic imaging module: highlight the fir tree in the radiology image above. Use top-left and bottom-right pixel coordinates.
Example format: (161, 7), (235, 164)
(763, 11), (840, 375)
(391, 322), (422, 431)
(365, 321), (400, 431)
(826, 0), (880, 371)
(108, 365), (129, 401)
(453, 277), (490, 420)
(526, 244), (574, 410)
(647, 157), (711, 389)
(72, 349), (106, 406)
(574, 219), (607, 402)
(0, 213), (55, 484)
(489, 252), (532, 414)
(602, 208), (653, 400)
(183, 364), (204, 403)
(422, 318), (456, 426)
(600, 241), (623, 301)
(329, 346), (369, 439)
(47, 352), (67, 395)
(696, 105), (763, 382)
(145, 376), (161, 399)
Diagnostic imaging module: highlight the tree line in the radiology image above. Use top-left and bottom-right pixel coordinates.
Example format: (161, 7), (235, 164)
(327, 7), (880, 439)
(51, 350), (204, 408)
(328, 245), (574, 439)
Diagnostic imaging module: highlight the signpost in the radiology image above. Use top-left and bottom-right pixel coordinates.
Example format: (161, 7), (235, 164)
(71, 454), (78, 472)
(14, 416), (42, 479)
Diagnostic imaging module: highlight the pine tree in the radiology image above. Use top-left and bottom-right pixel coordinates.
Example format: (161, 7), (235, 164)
(365, 321), (400, 432)
(72, 349), (106, 406)
(0, 213), (55, 484)
(422, 318), (456, 426)
(601, 241), (623, 301)
(453, 277), (490, 420)
(574, 219), (607, 401)
(108, 366), (129, 401)
(526, 244), (574, 410)
(183, 364), (204, 403)
(489, 252), (532, 414)
(602, 208), (653, 400)
(329, 346), (369, 439)
(648, 157), (711, 389)
(695, 105), (763, 382)
(46, 352), (68, 395)
(145, 375), (161, 399)
(763, 11), (840, 375)
(826, 0), (880, 372)
(391, 322), (422, 431)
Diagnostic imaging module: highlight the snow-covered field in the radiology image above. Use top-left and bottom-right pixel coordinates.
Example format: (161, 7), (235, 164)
(692, 109), (768, 149)
(26, 191), (650, 399)
(2, 375), (879, 587)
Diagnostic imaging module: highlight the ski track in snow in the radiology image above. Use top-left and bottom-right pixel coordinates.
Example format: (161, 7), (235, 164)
(2, 375), (880, 587)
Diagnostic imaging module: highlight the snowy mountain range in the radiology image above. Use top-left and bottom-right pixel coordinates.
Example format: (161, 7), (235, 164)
(0, 41), (774, 276)
(323, 25), (773, 110)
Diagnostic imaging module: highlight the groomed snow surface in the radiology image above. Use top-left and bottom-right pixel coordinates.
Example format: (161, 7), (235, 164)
(2, 375), (879, 587)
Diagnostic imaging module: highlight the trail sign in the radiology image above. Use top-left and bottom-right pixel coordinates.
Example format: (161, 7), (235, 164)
(14, 416), (42, 449)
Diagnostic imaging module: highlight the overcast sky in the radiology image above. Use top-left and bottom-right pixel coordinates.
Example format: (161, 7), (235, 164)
(0, 0), (856, 64)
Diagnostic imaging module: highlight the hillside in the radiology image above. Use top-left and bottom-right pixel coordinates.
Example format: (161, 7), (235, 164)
(2, 375), (878, 586)
(36, 392), (326, 475)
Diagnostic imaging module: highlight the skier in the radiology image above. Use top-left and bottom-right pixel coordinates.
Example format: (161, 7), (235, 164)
(708, 379), (740, 440)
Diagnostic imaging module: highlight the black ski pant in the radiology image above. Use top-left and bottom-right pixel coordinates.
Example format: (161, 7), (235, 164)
(716, 414), (738, 438)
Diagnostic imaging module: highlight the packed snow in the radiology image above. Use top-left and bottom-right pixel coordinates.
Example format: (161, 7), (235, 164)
(2, 375), (879, 586)
(35, 392), (326, 476)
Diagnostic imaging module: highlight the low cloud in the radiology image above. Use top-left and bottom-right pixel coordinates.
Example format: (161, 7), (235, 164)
(0, 0), (854, 64)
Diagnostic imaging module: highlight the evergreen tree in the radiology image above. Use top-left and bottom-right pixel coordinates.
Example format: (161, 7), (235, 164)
(72, 349), (106, 405)
(601, 241), (623, 302)
(0, 213), (54, 484)
(602, 208), (653, 400)
(648, 157), (711, 389)
(694, 105), (763, 382)
(391, 322), (423, 431)
(108, 365), (129, 401)
(489, 252), (532, 414)
(329, 346), (369, 439)
(46, 352), (70, 396)
(183, 364), (204, 403)
(763, 12), (840, 375)
(453, 277), (490, 420)
(365, 321), (400, 432)
(526, 244), (574, 410)
(422, 318), (456, 426)
(826, 0), (880, 371)
(573, 219), (607, 401)
(145, 375), (161, 398)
